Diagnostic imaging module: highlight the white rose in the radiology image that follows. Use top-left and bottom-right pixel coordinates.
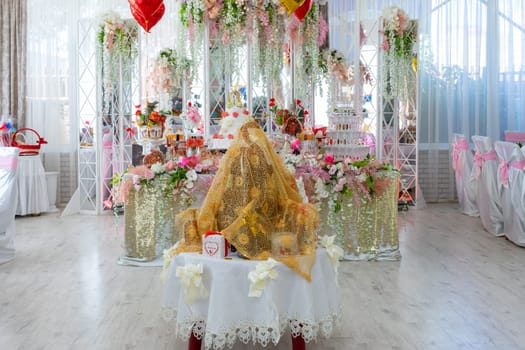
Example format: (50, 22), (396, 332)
(186, 169), (197, 181)
(151, 162), (166, 174)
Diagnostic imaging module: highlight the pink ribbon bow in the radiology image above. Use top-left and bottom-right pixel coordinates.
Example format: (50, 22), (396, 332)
(499, 159), (525, 186)
(473, 149), (497, 178)
(452, 139), (469, 173)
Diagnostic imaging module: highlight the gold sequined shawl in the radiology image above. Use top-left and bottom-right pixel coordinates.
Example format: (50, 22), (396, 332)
(175, 119), (318, 280)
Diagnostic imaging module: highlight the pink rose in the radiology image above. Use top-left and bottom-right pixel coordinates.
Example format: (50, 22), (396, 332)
(325, 154), (335, 164)
(178, 157), (189, 167)
(165, 160), (175, 171)
(291, 139), (301, 150)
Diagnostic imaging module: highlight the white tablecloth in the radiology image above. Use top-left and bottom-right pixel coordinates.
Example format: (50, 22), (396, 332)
(162, 248), (341, 350)
(16, 154), (49, 216)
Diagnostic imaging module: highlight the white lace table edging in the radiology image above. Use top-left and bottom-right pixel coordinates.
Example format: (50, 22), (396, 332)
(162, 307), (342, 350)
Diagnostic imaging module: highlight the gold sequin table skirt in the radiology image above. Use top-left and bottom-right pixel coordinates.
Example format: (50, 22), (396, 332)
(317, 172), (401, 261)
(119, 175), (213, 265)
(120, 173), (399, 263)
(120, 187), (189, 264)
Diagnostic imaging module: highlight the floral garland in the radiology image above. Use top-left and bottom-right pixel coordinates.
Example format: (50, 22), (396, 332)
(97, 13), (139, 123)
(289, 1), (328, 99)
(180, 0), (248, 45)
(252, 0), (287, 84)
(149, 48), (192, 96)
(176, 0), (328, 96)
(381, 6), (417, 102)
(97, 12), (138, 56)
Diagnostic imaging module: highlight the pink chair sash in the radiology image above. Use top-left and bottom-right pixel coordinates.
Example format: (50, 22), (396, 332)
(504, 131), (525, 143)
(0, 156), (18, 170)
(473, 149), (497, 178)
(499, 159), (525, 186)
(452, 140), (470, 173)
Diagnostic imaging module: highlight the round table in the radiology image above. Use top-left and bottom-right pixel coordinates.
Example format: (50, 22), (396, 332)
(162, 248), (341, 350)
(16, 154), (49, 216)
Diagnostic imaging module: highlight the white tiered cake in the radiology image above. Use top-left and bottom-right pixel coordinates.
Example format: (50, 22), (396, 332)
(324, 106), (371, 159)
(209, 106), (252, 150)
(209, 88), (253, 150)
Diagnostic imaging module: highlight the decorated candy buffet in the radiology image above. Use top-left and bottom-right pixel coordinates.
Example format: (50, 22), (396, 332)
(67, 0), (422, 349)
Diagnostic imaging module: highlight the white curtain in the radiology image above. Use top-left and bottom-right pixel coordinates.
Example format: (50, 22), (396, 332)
(418, 0), (525, 201)
(329, 0), (525, 202)
(25, 0), (133, 205)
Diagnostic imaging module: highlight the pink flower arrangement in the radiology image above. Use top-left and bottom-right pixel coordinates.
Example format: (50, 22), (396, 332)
(381, 5), (415, 58)
(382, 6), (409, 34)
(289, 154), (398, 212)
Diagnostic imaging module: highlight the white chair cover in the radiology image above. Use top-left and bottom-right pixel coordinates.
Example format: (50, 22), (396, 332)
(16, 154), (49, 216)
(0, 147), (19, 264)
(471, 136), (504, 236)
(451, 134), (478, 216)
(495, 141), (525, 246)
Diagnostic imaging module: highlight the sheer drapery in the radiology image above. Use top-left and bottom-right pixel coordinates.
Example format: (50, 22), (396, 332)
(25, 0), (133, 205)
(0, 0), (27, 128)
(329, 0), (525, 202)
(26, 0), (133, 152)
(418, 0), (525, 201)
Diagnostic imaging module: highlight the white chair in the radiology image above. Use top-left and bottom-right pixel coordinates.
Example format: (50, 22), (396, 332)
(471, 136), (504, 236)
(451, 134), (478, 216)
(0, 147), (19, 264)
(494, 141), (525, 246)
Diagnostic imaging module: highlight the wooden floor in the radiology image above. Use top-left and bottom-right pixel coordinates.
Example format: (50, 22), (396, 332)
(1, 203), (525, 350)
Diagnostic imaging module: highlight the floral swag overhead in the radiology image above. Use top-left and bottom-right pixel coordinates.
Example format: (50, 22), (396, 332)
(177, 0), (329, 87)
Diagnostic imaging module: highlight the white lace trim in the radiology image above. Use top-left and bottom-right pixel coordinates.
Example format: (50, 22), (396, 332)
(162, 307), (342, 349)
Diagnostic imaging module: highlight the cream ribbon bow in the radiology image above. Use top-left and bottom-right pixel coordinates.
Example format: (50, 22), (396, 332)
(175, 263), (208, 304)
(320, 235), (344, 274)
(248, 258), (279, 297)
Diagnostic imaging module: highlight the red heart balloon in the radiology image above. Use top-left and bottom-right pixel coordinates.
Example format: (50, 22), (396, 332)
(294, 0), (312, 21)
(128, 0), (165, 33)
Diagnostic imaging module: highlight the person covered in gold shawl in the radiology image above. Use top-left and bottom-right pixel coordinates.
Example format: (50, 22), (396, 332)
(174, 118), (318, 280)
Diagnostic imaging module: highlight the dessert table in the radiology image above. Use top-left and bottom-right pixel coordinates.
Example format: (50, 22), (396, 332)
(120, 171), (400, 263)
(162, 248), (341, 350)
